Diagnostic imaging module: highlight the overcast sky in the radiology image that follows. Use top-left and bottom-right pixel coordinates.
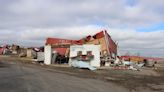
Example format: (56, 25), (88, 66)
(0, 0), (164, 57)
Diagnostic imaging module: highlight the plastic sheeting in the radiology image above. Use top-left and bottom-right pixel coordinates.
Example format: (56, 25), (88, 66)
(70, 60), (97, 71)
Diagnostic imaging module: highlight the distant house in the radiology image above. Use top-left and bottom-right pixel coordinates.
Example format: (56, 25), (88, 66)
(121, 55), (164, 62)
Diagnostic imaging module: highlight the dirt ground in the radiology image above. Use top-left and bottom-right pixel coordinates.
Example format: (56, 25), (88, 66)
(1, 55), (164, 92)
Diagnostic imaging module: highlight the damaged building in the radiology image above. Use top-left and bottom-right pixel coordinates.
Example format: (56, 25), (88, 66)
(44, 30), (117, 67)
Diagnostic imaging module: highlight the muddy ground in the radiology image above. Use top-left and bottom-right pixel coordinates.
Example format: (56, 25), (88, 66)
(1, 55), (164, 92)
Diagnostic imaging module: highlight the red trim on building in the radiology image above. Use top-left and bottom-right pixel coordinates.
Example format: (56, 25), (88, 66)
(46, 38), (83, 45)
(53, 48), (67, 55)
(0, 47), (4, 54)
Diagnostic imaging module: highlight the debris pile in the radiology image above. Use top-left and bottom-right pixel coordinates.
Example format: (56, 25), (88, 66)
(110, 56), (158, 71)
(0, 44), (19, 55)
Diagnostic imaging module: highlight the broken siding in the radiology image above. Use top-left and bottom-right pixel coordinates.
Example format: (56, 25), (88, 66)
(86, 37), (108, 56)
(69, 45), (101, 67)
(105, 31), (117, 56)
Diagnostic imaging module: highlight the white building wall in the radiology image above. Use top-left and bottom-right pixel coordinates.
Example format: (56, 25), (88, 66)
(44, 45), (52, 65)
(69, 45), (101, 67)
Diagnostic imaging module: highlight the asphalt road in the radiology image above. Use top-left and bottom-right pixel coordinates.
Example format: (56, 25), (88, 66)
(0, 61), (129, 92)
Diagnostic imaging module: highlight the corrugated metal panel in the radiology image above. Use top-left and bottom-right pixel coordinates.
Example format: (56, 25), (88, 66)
(46, 38), (73, 45)
(108, 37), (117, 54)
(105, 31), (117, 55)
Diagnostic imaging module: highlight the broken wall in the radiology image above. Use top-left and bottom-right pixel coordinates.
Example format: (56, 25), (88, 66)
(69, 45), (101, 67)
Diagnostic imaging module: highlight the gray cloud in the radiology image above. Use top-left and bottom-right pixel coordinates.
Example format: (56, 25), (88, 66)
(1, 0), (163, 29)
(0, 0), (164, 57)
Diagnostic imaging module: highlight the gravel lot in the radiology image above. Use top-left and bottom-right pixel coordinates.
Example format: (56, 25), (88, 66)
(0, 55), (164, 92)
